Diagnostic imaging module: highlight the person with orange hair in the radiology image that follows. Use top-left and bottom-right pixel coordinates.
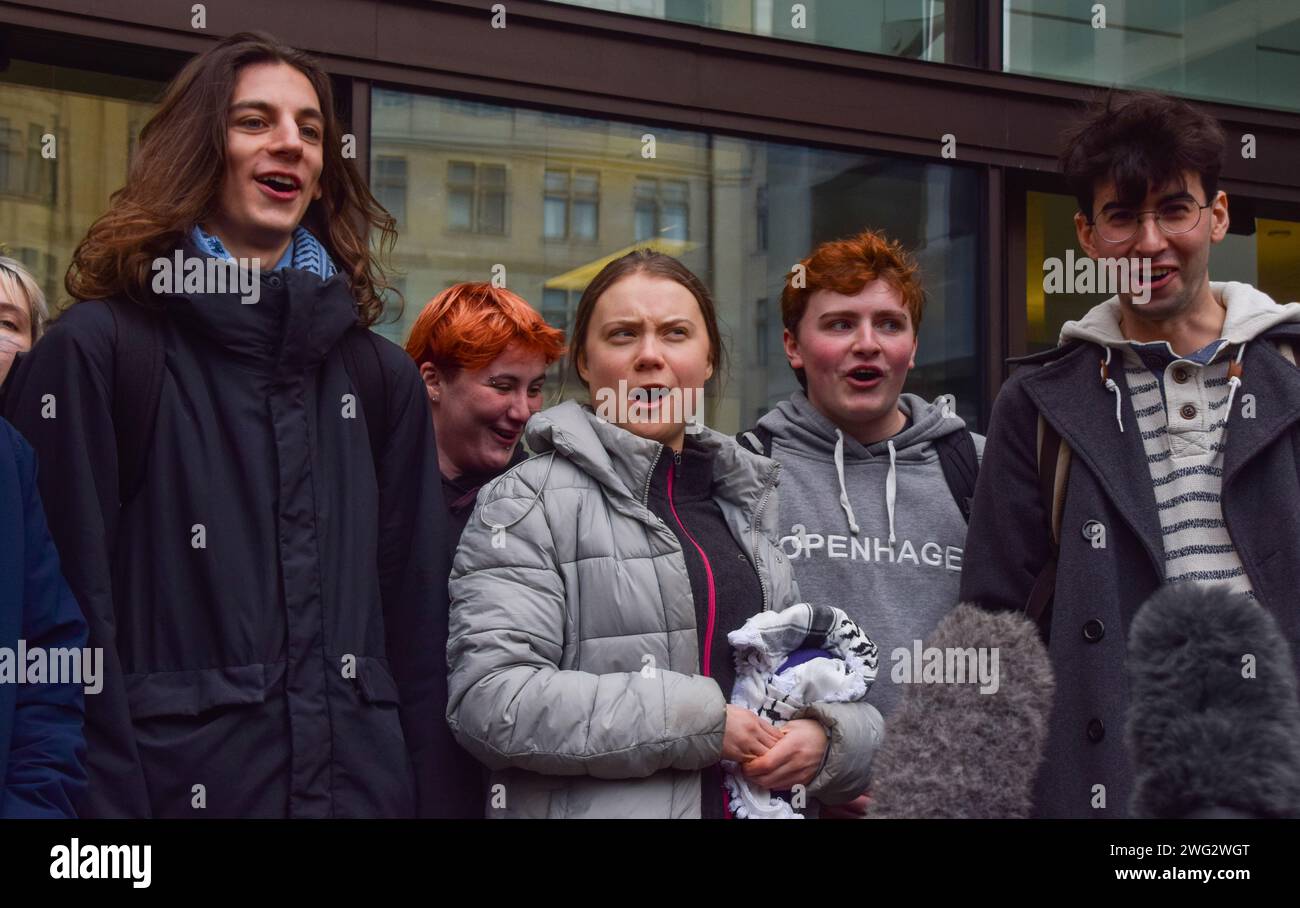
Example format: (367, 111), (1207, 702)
(405, 282), (565, 545)
(737, 229), (984, 815)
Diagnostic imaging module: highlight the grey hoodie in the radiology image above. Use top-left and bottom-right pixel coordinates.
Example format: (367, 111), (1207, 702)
(755, 391), (984, 717)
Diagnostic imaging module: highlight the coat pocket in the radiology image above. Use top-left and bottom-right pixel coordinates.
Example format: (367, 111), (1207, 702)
(125, 663), (267, 718)
(124, 663), (287, 817)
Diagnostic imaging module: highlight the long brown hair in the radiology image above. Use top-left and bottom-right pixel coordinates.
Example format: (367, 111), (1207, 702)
(66, 31), (399, 324)
(569, 249), (727, 390)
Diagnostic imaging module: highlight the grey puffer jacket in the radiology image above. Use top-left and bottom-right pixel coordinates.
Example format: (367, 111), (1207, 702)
(447, 400), (882, 818)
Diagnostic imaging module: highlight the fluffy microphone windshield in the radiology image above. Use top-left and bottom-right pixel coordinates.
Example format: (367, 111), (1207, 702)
(1127, 583), (1300, 819)
(867, 604), (1055, 819)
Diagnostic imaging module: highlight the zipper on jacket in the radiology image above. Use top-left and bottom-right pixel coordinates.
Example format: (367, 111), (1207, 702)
(665, 457), (718, 677)
(750, 462), (781, 612)
(640, 444), (665, 506)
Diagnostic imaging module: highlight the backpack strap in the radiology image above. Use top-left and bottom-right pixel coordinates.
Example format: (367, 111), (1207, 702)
(1025, 414), (1070, 638)
(106, 298), (165, 506)
(338, 327), (390, 467)
(736, 424), (773, 457)
(933, 429), (979, 523)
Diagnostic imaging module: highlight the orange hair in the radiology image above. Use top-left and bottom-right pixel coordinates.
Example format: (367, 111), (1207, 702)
(404, 282), (566, 374)
(781, 229), (925, 337)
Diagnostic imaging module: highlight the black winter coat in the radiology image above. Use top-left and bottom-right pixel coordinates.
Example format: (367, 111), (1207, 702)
(960, 323), (1300, 818)
(3, 255), (460, 817)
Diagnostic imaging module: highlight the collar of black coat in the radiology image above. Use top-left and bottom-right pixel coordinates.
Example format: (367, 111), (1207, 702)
(1009, 322), (1300, 578)
(523, 399), (779, 521)
(153, 232), (358, 369)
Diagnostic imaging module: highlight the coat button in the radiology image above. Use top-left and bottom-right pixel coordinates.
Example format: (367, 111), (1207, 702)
(1082, 619), (1105, 642)
(1172, 366), (1190, 384)
(1081, 520), (1104, 540)
(1180, 403), (1197, 419)
(1087, 718), (1105, 742)
(268, 275), (282, 288)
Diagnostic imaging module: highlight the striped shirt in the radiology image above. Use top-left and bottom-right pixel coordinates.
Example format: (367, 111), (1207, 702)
(1122, 340), (1252, 595)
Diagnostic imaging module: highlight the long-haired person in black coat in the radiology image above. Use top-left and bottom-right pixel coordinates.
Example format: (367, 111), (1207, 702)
(3, 31), (462, 817)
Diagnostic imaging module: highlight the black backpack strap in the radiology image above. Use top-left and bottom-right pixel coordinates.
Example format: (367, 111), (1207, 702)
(106, 298), (165, 506)
(933, 429), (979, 523)
(736, 424), (773, 457)
(339, 327), (390, 468)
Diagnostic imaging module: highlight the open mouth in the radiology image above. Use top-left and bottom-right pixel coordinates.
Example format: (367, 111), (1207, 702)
(254, 173), (302, 200)
(1138, 265), (1178, 292)
(490, 426), (520, 446)
(845, 366), (884, 388)
(632, 384), (669, 405)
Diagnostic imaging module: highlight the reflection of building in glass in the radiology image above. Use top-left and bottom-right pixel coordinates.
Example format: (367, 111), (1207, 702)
(0, 60), (160, 311)
(369, 90), (980, 432)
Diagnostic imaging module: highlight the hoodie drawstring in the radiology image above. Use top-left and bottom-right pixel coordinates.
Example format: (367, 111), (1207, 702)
(1224, 342), (1247, 424)
(885, 439), (898, 546)
(1101, 347), (1124, 433)
(833, 428), (897, 543)
(832, 429), (861, 536)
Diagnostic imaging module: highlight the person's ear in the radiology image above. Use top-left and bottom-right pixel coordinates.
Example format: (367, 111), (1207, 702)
(419, 362), (443, 405)
(1075, 210), (1101, 260)
(908, 335), (918, 371)
(1209, 190), (1230, 244)
(782, 327), (803, 371)
(575, 348), (589, 386)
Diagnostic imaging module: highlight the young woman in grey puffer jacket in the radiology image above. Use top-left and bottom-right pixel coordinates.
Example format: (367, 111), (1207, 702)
(446, 251), (884, 818)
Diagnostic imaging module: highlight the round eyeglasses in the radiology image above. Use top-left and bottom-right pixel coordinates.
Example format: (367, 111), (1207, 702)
(1088, 199), (1211, 244)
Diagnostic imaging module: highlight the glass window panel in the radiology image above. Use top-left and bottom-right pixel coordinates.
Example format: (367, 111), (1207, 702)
(546, 1), (972, 63)
(544, 196), (568, 238)
(480, 190), (507, 233)
(448, 161), (475, 185)
(1005, 0), (1300, 113)
(371, 87), (982, 432)
(480, 164), (507, 188)
(0, 57), (166, 314)
(447, 190), (473, 229)
(572, 200), (598, 240)
(634, 203), (656, 242)
(544, 169), (569, 193)
(661, 205), (688, 240)
(573, 171), (599, 196)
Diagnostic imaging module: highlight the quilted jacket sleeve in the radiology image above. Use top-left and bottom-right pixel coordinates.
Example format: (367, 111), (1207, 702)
(446, 458), (726, 779)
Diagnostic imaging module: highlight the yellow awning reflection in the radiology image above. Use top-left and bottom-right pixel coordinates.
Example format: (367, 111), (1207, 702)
(544, 238), (699, 291)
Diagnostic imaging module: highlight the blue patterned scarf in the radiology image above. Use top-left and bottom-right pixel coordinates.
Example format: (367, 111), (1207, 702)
(192, 223), (337, 280)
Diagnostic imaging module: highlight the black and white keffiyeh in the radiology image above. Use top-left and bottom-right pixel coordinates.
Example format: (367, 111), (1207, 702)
(724, 603), (878, 819)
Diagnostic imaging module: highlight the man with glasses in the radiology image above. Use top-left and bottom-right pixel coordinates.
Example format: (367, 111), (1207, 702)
(960, 90), (1300, 817)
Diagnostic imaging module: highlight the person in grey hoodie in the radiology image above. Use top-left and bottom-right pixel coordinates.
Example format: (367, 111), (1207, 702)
(961, 90), (1300, 817)
(740, 230), (984, 816)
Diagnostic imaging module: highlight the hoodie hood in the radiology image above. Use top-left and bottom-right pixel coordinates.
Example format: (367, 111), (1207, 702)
(1059, 281), (1300, 434)
(1060, 281), (1300, 350)
(755, 390), (976, 544)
